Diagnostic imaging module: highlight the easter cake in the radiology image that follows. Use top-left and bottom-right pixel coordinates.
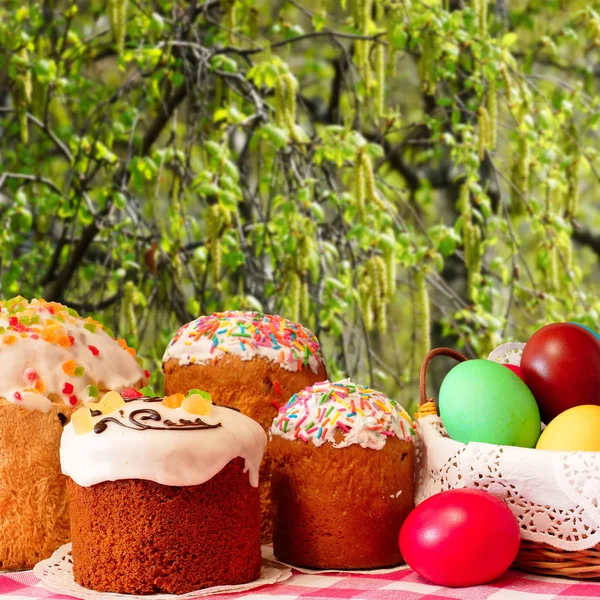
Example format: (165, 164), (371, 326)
(0, 297), (147, 570)
(61, 389), (267, 594)
(163, 310), (327, 541)
(269, 379), (414, 570)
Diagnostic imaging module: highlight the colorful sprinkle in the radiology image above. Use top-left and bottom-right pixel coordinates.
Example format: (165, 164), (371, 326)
(163, 311), (324, 373)
(270, 378), (413, 449)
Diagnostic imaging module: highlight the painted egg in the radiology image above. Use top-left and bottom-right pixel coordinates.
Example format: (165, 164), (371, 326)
(520, 323), (600, 423)
(399, 489), (520, 587)
(439, 359), (540, 447)
(569, 322), (600, 344)
(503, 364), (524, 380)
(536, 405), (600, 451)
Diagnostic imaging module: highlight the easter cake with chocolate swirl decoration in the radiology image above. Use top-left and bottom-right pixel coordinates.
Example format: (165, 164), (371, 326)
(0, 297), (147, 570)
(61, 389), (267, 594)
(270, 378), (415, 570)
(163, 310), (328, 541)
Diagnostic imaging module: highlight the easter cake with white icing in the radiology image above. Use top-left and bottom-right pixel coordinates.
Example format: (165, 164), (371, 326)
(163, 310), (328, 541)
(270, 378), (415, 570)
(0, 297), (148, 570)
(61, 389), (267, 594)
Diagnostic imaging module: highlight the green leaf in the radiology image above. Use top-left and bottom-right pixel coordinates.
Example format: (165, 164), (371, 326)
(501, 32), (518, 48)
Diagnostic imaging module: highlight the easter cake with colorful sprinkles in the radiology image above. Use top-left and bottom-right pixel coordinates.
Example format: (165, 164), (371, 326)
(61, 389), (267, 594)
(0, 297), (148, 571)
(270, 378), (415, 570)
(163, 310), (328, 542)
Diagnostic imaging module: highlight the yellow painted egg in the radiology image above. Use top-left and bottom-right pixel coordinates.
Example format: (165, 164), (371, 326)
(536, 405), (600, 452)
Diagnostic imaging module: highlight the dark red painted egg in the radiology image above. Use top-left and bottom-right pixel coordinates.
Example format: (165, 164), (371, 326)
(503, 364), (524, 380)
(399, 489), (520, 587)
(520, 323), (600, 422)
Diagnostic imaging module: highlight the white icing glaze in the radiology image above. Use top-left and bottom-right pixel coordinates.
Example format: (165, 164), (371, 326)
(0, 298), (147, 413)
(162, 311), (324, 374)
(270, 378), (414, 449)
(60, 401), (267, 488)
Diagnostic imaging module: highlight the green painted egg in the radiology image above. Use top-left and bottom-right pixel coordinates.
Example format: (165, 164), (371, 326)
(439, 359), (541, 447)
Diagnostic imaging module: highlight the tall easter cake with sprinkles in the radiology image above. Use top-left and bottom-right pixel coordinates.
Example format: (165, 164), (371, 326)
(163, 311), (327, 541)
(61, 389), (266, 594)
(270, 379), (415, 570)
(0, 297), (148, 570)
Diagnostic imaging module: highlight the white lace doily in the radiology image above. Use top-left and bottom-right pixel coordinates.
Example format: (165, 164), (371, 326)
(263, 547), (409, 575)
(487, 342), (525, 365)
(415, 342), (600, 551)
(33, 544), (292, 599)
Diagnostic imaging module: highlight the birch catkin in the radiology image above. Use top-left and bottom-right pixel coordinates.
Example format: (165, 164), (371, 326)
(513, 137), (530, 205)
(276, 73), (303, 143)
(566, 152), (581, 218)
(415, 271), (430, 356)
(375, 42), (385, 117)
(355, 154), (366, 217)
(361, 152), (387, 210)
(11, 48), (31, 144)
(475, 0), (487, 36)
(300, 280), (309, 318)
(223, 0), (236, 45)
(500, 64), (514, 108)
(477, 105), (489, 161)
(108, 0), (127, 53)
(487, 78), (497, 151)
(289, 272), (301, 322)
(382, 244), (396, 299)
(207, 204), (230, 290)
(547, 245), (559, 292)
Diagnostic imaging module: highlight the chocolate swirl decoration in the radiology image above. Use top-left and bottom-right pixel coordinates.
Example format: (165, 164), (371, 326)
(93, 407), (222, 435)
(92, 395), (242, 434)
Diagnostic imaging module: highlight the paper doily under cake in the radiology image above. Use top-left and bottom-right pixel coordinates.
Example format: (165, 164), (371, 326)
(34, 544), (292, 599)
(262, 547), (409, 575)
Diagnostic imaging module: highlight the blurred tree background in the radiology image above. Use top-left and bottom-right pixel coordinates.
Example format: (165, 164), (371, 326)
(1, 0), (600, 408)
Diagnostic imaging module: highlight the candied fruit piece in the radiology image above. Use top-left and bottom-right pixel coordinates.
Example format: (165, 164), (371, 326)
(186, 389), (211, 400)
(72, 407), (94, 435)
(98, 391), (126, 414)
(162, 393), (185, 409)
(121, 387), (143, 399)
(62, 360), (77, 376)
(182, 393), (213, 416)
(86, 385), (99, 398)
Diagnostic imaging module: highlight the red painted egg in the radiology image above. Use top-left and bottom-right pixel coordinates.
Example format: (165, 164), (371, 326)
(399, 489), (520, 587)
(520, 323), (600, 422)
(503, 364), (524, 380)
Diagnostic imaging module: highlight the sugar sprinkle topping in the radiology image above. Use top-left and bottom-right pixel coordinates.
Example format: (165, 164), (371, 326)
(163, 310), (325, 374)
(270, 378), (414, 449)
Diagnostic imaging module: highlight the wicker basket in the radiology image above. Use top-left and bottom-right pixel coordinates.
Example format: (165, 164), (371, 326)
(416, 347), (600, 580)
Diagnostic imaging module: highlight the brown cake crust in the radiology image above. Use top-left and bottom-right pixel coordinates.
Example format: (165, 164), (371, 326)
(270, 435), (414, 570)
(0, 400), (71, 570)
(164, 354), (327, 542)
(67, 457), (261, 594)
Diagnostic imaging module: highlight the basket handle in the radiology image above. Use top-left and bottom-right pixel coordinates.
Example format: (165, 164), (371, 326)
(419, 347), (469, 406)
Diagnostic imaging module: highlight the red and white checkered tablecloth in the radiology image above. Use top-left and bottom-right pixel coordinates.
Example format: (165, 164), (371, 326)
(3, 568), (600, 600)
